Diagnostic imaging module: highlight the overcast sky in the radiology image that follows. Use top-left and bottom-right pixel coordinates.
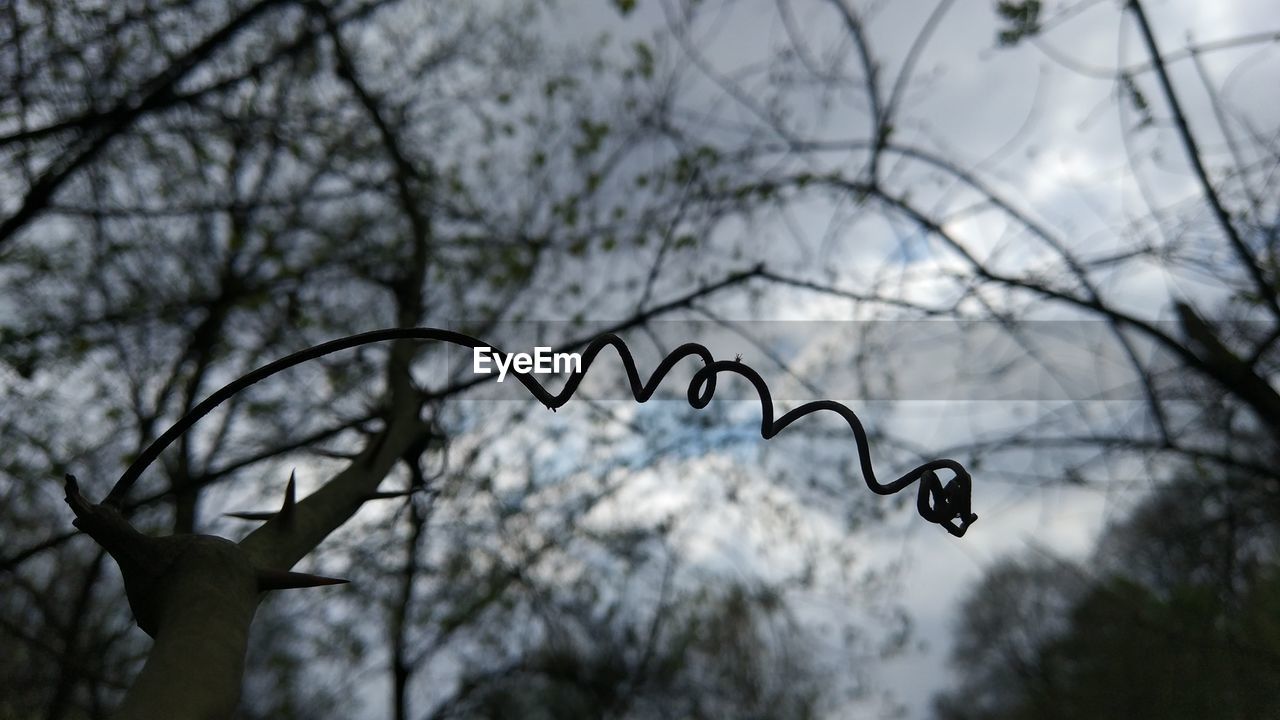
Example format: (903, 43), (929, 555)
(537, 1), (1280, 716)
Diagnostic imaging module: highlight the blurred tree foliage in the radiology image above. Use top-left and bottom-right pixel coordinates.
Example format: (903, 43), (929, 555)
(0, 0), (890, 717)
(934, 472), (1280, 719)
(631, 1), (1280, 712)
(428, 582), (826, 720)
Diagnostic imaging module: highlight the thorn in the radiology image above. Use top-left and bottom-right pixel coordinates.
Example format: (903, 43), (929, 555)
(223, 470), (298, 524)
(256, 568), (350, 591)
(279, 469), (297, 525)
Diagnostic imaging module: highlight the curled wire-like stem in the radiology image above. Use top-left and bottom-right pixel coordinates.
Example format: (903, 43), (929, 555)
(102, 329), (977, 536)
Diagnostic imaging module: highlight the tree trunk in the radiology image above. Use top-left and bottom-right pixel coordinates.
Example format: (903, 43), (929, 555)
(110, 536), (259, 720)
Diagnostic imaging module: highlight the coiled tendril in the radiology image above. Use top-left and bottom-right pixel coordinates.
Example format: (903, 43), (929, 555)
(103, 328), (977, 537)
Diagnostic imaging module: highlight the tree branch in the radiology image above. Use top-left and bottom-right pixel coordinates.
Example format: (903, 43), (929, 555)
(1127, 0), (1279, 321)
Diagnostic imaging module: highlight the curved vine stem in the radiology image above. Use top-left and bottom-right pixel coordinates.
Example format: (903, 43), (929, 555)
(102, 328), (977, 536)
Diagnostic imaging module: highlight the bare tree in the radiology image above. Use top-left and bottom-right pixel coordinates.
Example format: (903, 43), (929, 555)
(935, 469), (1280, 719)
(617, 0), (1278, 713)
(637, 0), (1279, 503)
(0, 1), (981, 718)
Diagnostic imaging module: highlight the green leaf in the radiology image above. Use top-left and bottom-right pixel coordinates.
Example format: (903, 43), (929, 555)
(994, 0), (1041, 47)
(1121, 73), (1154, 129)
(573, 119), (610, 158)
(633, 41), (654, 79)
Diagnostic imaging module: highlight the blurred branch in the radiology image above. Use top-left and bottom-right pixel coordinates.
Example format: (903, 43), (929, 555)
(0, 0), (299, 247)
(0, 0), (396, 249)
(1127, 0), (1280, 322)
(1031, 29), (1280, 81)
